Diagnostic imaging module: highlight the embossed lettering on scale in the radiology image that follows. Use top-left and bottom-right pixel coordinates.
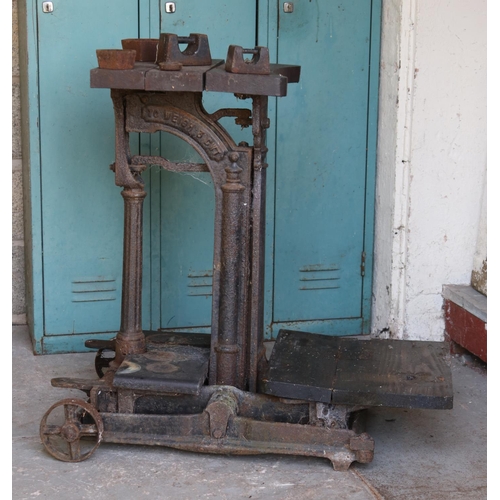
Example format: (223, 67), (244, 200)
(141, 105), (224, 161)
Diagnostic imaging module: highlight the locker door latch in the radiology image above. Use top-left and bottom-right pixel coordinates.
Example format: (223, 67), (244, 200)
(283, 2), (294, 13)
(165, 2), (176, 13)
(42, 2), (54, 13)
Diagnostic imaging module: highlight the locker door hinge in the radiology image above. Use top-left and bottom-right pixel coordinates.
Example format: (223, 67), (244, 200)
(360, 251), (366, 277)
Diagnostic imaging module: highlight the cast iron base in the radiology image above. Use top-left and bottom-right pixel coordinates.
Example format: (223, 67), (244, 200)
(40, 379), (373, 470)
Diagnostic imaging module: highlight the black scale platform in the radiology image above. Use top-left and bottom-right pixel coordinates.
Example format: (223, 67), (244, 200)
(262, 329), (453, 409)
(113, 330), (453, 410)
(113, 333), (211, 395)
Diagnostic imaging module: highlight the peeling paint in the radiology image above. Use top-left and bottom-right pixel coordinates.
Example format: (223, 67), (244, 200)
(372, 0), (486, 341)
(471, 259), (487, 296)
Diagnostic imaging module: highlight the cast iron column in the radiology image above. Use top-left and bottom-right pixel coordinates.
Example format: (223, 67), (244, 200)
(114, 187), (147, 361)
(248, 95), (269, 392)
(109, 90), (147, 367)
(215, 152), (245, 387)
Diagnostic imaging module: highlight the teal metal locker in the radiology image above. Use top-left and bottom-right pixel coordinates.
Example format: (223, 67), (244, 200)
(157, 1), (258, 332)
(20, 0), (380, 353)
(156, 0), (381, 338)
(271, 0), (380, 336)
(21, 0), (146, 354)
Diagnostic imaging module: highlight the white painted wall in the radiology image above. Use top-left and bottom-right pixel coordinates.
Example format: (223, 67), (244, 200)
(372, 0), (487, 340)
(471, 175), (487, 294)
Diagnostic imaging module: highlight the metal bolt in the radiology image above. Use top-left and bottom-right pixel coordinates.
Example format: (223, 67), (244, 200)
(228, 152), (240, 163)
(283, 2), (294, 13)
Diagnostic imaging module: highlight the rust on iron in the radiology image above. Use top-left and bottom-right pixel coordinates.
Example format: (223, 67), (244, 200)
(40, 398), (103, 463)
(108, 88), (253, 389)
(144, 61), (224, 91)
(37, 33), (436, 472)
(96, 49), (136, 70)
(208, 108), (252, 128)
(43, 381), (373, 470)
(112, 187), (147, 366)
(215, 151), (248, 387)
(225, 46), (270, 75)
(121, 39), (159, 62)
(205, 388), (239, 439)
(41, 34), (377, 470)
(205, 63), (301, 96)
(156, 33), (212, 67)
(90, 59), (299, 95)
(248, 94), (270, 393)
(158, 61), (183, 71)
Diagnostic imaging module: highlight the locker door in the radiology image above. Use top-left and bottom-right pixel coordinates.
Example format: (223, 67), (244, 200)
(157, 1), (257, 330)
(269, 0), (379, 335)
(38, 1), (143, 343)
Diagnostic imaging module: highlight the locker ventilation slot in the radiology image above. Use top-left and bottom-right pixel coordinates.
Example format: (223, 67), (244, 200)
(299, 265), (340, 291)
(187, 270), (213, 297)
(72, 277), (117, 302)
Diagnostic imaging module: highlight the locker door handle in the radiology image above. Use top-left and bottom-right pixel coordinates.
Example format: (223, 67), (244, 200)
(42, 1), (54, 13)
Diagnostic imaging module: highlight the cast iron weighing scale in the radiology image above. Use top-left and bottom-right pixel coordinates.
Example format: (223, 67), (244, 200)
(39, 34), (453, 470)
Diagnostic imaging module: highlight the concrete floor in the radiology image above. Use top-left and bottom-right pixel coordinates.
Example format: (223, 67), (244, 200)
(12, 325), (487, 499)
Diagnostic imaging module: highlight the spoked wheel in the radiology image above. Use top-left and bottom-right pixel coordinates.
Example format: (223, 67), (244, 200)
(95, 348), (116, 378)
(84, 339), (116, 379)
(40, 398), (103, 462)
